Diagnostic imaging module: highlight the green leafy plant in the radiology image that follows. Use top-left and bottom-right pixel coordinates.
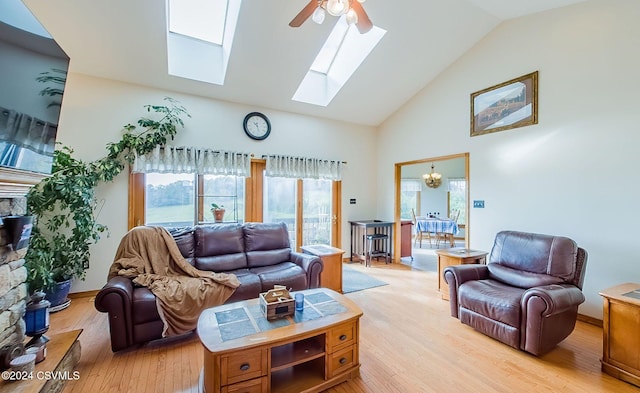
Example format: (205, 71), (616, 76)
(210, 203), (224, 210)
(25, 97), (189, 292)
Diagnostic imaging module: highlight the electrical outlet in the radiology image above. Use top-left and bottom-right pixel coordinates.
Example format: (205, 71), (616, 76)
(473, 200), (485, 208)
(350, 198), (356, 205)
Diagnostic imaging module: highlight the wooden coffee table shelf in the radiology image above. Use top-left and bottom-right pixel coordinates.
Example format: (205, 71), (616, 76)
(197, 288), (362, 393)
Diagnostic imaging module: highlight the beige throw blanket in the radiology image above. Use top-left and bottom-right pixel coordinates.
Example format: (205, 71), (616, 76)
(108, 226), (240, 337)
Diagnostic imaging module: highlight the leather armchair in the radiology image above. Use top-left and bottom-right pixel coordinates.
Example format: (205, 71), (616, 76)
(443, 230), (587, 356)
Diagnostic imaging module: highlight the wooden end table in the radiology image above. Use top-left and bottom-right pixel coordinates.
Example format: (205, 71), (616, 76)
(301, 245), (345, 293)
(197, 288), (362, 393)
(436, 248), (487, 300)
(600, 283), (640, 388)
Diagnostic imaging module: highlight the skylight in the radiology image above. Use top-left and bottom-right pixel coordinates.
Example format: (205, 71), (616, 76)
(166, 0), (241, 85)
(293, 16), (386, 107)
(168, 0), (227, 45)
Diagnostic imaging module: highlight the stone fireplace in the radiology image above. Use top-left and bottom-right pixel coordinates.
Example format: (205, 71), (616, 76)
(0, 167), (42, 363)
(0, 196), (28, 354)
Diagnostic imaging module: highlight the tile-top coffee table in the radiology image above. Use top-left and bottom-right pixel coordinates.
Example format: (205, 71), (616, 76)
(197, 288), (363, 393)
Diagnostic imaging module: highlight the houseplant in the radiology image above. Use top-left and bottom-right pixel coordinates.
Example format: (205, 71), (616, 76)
(211, 203), (225, 222)
(25, 97), (189, 305)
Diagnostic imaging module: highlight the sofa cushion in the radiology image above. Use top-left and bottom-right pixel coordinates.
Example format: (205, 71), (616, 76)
(194, 224), (247, 271)
(459, 279), (524, 328)
(132, 287), (160, 324)
(244, 222), (292, 268)
(167, 226), (195, 266)
(488, 264), (564, 289)
(224, 269), (263, 303)
(488, 231), (577, 281)
(250, 262), (307, 291)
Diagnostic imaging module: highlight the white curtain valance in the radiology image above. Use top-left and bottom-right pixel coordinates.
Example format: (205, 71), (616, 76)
(448, 177), (466, 192)
(265, 154), (343, 180)
(401, 178), (422, 192)
(132, 145), (251, 176)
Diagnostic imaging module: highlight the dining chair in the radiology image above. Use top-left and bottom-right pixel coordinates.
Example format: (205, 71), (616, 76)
(411, 208), (432, 248)
(437, 209), (460, 248)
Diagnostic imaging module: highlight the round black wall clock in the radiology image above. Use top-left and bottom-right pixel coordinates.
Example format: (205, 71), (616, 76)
(243, 112), (271, 140)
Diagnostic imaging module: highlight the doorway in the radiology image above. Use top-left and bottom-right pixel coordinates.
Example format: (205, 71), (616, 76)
(393, 153), (470, 263)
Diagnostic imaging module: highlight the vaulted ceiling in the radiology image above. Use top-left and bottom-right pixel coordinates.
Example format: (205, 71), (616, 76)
(23, 0), (586, 126)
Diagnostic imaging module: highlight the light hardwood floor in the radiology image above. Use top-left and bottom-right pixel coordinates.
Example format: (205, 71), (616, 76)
(50, 262), (639, 393)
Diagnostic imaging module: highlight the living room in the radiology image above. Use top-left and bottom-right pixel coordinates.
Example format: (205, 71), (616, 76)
(2, 0), (640, 392)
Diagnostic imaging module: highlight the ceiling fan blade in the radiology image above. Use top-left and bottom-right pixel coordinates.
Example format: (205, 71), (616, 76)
(289, 0), (319, 27)
(351, 2), (373, 34)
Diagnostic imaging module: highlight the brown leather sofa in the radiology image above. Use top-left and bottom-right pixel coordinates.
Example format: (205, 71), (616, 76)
(443, 230), (587, 356)
(95, 222), (323, 351)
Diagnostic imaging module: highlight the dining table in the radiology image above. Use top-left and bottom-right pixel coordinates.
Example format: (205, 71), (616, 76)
(415, 217), (459, 247)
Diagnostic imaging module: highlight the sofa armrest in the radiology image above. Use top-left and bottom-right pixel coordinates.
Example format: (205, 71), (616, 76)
(521, 284), (585, 355)
(443, 264), (490, 318)
(290, 251), (323, 288)
(522, 284), (585, 316)
(94, 276), (135, 352)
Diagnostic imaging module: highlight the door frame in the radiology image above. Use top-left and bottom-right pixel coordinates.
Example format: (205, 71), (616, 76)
(393, 152), (470, 262)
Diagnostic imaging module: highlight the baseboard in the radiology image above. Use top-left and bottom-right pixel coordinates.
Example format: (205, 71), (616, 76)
(68, 290), (99, 299)
(577, 313), (602, 327)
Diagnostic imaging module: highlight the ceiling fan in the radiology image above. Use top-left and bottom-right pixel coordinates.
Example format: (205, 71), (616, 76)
(289, 0), (373, 34)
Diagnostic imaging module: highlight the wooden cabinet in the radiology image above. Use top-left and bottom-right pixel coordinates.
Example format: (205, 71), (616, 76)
(301, 245), (345, 293)
(600, 283), (640, 388)
(400, 220), (413, 259)
(436, 248), (487, 300)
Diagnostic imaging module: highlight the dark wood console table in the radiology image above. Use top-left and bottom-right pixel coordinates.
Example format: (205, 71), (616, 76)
(348, 220), (393, 265)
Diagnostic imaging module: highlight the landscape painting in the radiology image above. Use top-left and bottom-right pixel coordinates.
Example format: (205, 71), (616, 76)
(471, 71), (538, 136)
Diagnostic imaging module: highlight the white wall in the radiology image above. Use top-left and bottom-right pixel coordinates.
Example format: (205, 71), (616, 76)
(56, 74), (377, 293)
(377, 0), (640, 319)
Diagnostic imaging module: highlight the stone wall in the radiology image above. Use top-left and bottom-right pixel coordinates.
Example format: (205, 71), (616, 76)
(0, 196), (29, 350)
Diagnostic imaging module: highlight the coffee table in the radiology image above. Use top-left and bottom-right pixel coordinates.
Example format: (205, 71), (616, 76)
(197, 288), (363, 393)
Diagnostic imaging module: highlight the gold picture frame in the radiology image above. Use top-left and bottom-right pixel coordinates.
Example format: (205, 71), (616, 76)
(470, 71), (538, 137)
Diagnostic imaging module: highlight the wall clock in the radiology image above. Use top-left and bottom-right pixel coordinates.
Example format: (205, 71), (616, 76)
(243, 112), (271, 140)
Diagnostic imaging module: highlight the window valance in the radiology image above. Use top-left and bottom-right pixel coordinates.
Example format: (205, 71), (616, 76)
(401, 179), (422, 192)
(265, 154), (343, 180)
(132, 145), (251, 176)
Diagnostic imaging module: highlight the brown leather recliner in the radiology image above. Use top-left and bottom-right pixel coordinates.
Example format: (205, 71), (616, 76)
(443, 230), (587, 356)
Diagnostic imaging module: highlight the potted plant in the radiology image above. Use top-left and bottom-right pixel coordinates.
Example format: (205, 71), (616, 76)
(25, 98), (189, 307)
(211, 203), (225, 222)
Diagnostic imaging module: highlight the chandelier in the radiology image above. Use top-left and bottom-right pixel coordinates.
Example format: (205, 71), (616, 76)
(422, 163), (442, 189)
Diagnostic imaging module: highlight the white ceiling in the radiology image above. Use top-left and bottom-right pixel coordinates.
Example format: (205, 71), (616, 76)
(23, 0), (586, 126)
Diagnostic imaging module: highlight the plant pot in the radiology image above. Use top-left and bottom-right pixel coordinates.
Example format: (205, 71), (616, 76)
(45, 279), (72, 312)
(212, 208), (225, 223)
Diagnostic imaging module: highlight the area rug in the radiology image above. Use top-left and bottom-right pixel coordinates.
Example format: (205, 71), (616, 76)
(342, 264), (389, 293)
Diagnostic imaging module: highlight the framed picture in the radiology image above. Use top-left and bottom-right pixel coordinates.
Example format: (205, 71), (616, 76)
(470, 71), (538, 137)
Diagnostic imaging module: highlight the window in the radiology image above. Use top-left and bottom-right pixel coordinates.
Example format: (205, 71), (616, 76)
(448, 178), (466, 225)
(130, 159), (342, 251)
(400, 179), (421, 220)
(166, 0), (241, 85)
(292, 16), (386, 106)
(143, 173), (245, 227)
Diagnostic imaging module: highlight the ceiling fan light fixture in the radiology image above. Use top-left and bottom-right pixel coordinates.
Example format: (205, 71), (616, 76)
(326, 0), (350, 16)
(346, 8), (358, 25)
(312, 6), (326, 24)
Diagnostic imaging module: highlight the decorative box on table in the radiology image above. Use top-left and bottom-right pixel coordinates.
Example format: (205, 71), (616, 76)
(259, 286), (295, 320)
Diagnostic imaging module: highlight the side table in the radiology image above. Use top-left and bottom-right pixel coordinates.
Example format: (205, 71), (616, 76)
(301, 245), (345, 293)
(436, 248), (487, 300)
(600, 283), (640, 388)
